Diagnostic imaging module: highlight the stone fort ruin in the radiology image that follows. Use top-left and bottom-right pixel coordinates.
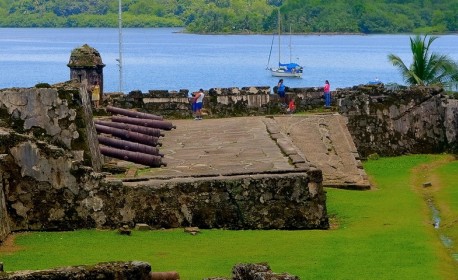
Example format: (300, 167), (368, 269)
(0, 45), (457, 279)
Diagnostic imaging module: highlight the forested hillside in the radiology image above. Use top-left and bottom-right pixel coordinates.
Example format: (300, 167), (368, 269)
(0, 0), (456, 34)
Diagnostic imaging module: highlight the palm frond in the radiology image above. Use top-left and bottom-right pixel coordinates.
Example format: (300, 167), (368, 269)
(388, 34), (458, 89)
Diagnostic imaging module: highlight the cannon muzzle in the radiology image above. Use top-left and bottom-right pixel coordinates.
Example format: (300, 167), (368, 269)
(95, 124), (162, 146)
(100, 146), (166, 167)
(107, 105), (163, 121)
(112, 116), (176, 131)
(95, 119), (165, 137)
(98, 136), (164, 157)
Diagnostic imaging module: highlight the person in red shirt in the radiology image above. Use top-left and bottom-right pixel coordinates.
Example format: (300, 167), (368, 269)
(287, 99), (296, 114)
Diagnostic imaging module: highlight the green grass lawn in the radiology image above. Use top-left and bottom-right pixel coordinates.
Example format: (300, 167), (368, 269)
(1, 155), (457, 279)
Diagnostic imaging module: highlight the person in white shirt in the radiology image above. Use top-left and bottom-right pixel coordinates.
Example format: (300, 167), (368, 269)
(193, 89), (205, 120)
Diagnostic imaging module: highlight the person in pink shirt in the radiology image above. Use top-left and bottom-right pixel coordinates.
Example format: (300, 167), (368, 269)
(323, 80), (331, 107)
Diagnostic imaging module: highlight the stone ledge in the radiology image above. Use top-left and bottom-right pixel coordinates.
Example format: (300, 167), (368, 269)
(0, 261), (151, 280)
(109, 171), (328, 230)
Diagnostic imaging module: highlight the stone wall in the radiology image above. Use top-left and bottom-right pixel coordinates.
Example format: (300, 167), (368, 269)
(0, 82), (105, 238)
(0, 261), (151, 280)
(0, 81), (100, 166)
(445, 98), (458, 152)
(0, 261), (298, 280)
(0, 83), (328, 244)
(205, 263), (299, 280)
(337, 85), (458, 157)
(107, 171), (326, 230)
(104, 86), (325, 119)
(2, 170), (327, 231)
(0, 169), (10, 242)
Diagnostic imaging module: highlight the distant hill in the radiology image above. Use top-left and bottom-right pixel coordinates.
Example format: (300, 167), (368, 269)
(0, 0), (456, 34)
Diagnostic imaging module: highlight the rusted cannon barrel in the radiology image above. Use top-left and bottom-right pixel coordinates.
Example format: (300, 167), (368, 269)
(100, 145), (166, 167)
(95, 124), (162, 147)
(107, 105), (164, 121)
(150, 271), (180, 280)
(98, 136), (164, 157)
(112, 116), (176, 131)
(94, 120), (165, 137)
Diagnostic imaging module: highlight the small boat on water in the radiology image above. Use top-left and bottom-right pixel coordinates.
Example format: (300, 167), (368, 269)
(267, 9), (303, 78)
(271, 62), (303, 77)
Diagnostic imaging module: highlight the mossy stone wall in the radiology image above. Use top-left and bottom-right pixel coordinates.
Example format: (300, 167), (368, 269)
(336, 85), (458, 157)
(104, 86), (326, 119)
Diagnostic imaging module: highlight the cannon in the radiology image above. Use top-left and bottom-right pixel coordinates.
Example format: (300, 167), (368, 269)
(95, 124), (162, 147)
(98, 136), (164, 157)
(106, 105), (163, 120)
(99, 145), (166, 167)
(94, 119), (165, 137)
(112, 116), (176, 131)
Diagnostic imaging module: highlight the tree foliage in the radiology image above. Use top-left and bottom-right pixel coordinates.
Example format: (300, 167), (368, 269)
(388, 35), (458, 90)
(0, 0), (456, 34)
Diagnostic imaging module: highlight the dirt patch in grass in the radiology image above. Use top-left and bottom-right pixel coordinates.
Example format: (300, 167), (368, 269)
(0, 233), (28, 254)
(410, 154), (458, 278)
(328, 214), (340, 230)
(411, 155), (455, 221)
(411, 156), (450, 192)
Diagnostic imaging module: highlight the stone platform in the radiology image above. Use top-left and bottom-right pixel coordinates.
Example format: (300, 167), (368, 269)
(110, 114), (370, 190)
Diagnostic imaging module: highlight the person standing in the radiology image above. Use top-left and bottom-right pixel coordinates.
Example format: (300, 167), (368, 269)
(91, 81), (101, 108)
(193, 89), (205, 120)
(277, 79), (286, 105)
(187, 90), (195, 117)
(323, 80), (331, 108)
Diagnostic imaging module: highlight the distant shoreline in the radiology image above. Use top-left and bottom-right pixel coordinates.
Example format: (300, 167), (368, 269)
(1, 26), (456, 36)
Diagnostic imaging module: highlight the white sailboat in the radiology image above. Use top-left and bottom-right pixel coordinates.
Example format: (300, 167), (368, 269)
(267, 9), (303, 78)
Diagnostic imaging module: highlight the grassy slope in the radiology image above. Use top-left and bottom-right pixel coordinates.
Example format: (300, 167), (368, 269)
(1, 155), (457, 279)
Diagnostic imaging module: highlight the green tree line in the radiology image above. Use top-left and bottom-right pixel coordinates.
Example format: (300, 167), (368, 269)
(0, 0), (456, 33)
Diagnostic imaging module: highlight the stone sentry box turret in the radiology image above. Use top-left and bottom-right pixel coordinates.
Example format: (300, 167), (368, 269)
(67, 44), (105, 100)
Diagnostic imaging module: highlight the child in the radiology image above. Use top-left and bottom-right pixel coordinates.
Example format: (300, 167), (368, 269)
(287, 99), (296, 114)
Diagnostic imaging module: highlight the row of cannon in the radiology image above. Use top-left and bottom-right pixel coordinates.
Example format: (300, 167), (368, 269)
(95, 105), (176, 167)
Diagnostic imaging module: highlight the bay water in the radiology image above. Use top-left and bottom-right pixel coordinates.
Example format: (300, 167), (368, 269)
(0, 28), (457, 93)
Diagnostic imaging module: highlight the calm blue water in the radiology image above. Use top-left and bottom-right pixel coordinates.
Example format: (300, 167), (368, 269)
(1, 28), (457, 93)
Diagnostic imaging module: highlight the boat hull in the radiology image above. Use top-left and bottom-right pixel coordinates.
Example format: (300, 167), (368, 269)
(270, 69), (303, 78)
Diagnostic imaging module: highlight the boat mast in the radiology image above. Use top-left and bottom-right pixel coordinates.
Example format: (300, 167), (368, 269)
(289, 25), (292, 63)
(117, 0), (123, 93)
(277, 8), (281, 66)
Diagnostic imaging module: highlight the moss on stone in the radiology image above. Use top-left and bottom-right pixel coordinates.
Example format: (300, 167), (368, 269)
(31, 127), (50, 141)
(35, 142), (66, 159)
(0, 107), (11, 126)
(0, 133), (23, 152)
(35, 83), (52, 88)
(67, 44), (105, 68)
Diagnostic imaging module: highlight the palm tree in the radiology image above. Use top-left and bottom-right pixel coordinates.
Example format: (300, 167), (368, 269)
(388, 35), (458, 90)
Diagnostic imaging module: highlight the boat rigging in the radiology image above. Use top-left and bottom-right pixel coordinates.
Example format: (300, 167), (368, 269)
(266, 9), (303, 78)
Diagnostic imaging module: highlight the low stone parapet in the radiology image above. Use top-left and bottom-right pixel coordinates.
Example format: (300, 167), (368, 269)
(117, 171), (328, 230)
(2, 141), (327, 230)
(104, 86), (327, 119)
(0, 261), (152, 280)
(0, 261), (298, 280)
